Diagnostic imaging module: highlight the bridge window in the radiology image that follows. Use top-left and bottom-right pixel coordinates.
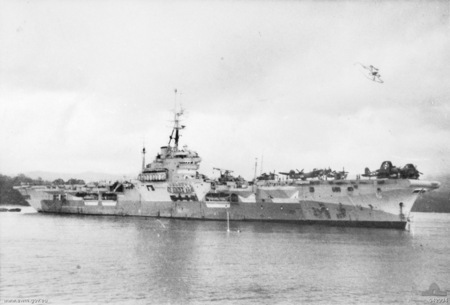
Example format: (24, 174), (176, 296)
(347, 186), (354, 192)
(309, 187), (315, 193)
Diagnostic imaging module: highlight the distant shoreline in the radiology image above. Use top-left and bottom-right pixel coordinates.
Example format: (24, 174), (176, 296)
(2, 173), (448, 212)
(0, 203), (30, 206)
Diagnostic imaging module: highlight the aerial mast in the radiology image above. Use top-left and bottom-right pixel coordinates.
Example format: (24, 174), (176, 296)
(260, 153), (264, 175)
(141, 147), (146, 171)
(254, 158), (258, 181)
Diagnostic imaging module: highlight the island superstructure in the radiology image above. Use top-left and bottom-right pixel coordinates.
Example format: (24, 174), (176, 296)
(16, 107), (441, 229)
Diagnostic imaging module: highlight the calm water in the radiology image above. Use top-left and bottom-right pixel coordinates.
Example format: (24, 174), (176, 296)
(1, 207), (449, 304)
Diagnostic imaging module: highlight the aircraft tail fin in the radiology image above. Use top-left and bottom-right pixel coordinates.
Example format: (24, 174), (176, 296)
(379, 161), (392, 173)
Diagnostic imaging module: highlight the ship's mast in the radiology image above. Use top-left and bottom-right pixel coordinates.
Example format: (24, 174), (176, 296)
(168, 89), (185, 150)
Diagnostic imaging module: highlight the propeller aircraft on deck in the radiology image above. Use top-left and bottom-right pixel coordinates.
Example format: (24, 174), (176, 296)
(362, 161), (422, 179)
(327, 168), (349, 180)
(279, 168), (333, 180)
(278, 169), (305, 180)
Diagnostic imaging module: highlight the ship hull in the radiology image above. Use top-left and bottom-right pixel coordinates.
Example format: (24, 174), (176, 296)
(18, 179), (440, 229)
(36, 200), (408, 229)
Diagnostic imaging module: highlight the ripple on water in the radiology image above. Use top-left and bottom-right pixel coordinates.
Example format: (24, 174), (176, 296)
(1, 212), (450, 304)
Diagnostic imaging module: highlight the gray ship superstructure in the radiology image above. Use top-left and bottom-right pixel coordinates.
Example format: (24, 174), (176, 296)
(17, 108), (441, 229)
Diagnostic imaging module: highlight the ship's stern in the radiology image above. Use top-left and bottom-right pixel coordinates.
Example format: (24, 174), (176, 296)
(14, 186), (47, 212)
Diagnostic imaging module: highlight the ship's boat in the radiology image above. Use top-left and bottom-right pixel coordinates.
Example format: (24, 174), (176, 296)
(15, 108), (441, 229)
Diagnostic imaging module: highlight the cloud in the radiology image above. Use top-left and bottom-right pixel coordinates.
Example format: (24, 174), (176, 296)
(0, 0), (449, 179)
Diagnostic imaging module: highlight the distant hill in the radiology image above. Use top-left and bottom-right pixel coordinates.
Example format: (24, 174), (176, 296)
(412, 175), (450, 213)
(4, 172), (449, 212)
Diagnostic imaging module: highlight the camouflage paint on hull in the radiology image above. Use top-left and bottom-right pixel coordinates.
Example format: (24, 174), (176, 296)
(19, 178), (440, 229)
(37, 199), (407, 229)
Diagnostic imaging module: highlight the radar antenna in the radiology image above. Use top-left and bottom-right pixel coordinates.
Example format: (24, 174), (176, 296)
(213, 167), (233, 176)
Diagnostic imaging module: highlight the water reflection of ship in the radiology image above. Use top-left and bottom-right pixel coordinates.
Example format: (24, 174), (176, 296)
(131, 217), (418, 303)
(16, 105), (441, 229)
(133, 219), (202, 303)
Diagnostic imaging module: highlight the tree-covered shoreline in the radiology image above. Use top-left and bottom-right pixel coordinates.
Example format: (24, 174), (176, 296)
(412, 175), (450, 213)
(1, 172), (448, 212)
(0, 173), (85, 206)
(0, 174), (30, 206)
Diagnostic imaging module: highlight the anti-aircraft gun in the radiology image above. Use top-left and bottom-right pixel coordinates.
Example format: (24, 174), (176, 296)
(257, 172), (278, 181)
(213, 168), (235, 184)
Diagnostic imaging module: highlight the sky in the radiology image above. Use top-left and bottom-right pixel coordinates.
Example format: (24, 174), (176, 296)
(1, 0), (449, 181)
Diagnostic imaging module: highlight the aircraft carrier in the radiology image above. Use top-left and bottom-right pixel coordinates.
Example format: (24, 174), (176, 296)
(16, 108), (441, 229)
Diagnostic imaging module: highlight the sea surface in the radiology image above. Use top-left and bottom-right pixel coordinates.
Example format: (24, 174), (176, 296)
(1, 207), (449, 305)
